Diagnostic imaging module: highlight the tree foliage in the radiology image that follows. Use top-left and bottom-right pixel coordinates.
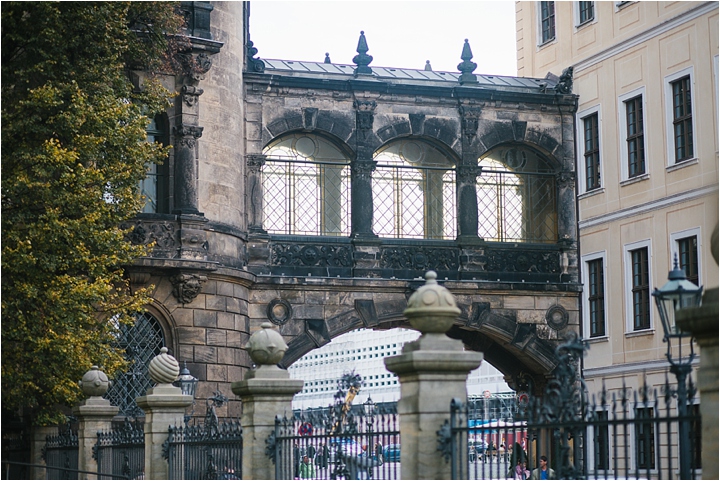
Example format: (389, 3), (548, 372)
(1, 2), (185, 425)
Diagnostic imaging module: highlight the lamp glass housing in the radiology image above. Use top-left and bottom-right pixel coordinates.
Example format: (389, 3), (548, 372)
(174, 364), (198, 398)
(363, 395), (375, 418)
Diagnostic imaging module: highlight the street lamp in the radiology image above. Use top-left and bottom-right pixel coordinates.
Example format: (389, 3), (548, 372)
(363, 395), (376, 461)
(652, 254), (702, 480)
(174, 362), (198, 424)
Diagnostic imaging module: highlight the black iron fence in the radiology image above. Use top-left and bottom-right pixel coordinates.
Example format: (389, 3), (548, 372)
(163, 419), (243, 480)
(268, 406), (400, 480)
(94, 419), (145, 480)
(42, 425), (79, 480)
(439, 334), (702, 480)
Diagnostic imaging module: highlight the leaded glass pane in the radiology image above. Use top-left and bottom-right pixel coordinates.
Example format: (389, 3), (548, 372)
(104, 312), (166, 416)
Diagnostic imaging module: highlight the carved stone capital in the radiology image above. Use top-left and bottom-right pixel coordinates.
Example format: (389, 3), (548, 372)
(175, 125), (204, 149)
(352, 159), (377, 180)
(247, 154), (267, 174)
(456, 165), (482, 183)
(170, 272), (208, 304)
(181, 85), (205, 107)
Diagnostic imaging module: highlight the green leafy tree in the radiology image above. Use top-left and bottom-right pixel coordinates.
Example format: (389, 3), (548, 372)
(2, 2), (185, 426)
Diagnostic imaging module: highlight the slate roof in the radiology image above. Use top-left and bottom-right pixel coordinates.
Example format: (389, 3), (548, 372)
(260, 59), (557, 94)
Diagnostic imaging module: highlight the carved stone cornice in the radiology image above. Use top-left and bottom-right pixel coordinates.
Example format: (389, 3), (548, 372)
(247, 154), (267, 174)
(174, 124), (204, 149)
(170, 272), (208, 304)
(353, 100), (377, 131)
(180, 51), (214, 84)
(351, 159), (377, 180)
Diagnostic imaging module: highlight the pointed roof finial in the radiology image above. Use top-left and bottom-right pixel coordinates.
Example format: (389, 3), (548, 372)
(424, 60), (432, 71)
(457, 39), (478, 85)
(353, 31), (373, 75)
(324, 52), (331, 64)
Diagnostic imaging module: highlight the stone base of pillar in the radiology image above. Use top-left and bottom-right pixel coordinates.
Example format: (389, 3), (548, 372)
(232, 365), (304, 480)
(386, 334), (483, 480)
(136, 385), (193, 480)
(72, 398), (119, 480)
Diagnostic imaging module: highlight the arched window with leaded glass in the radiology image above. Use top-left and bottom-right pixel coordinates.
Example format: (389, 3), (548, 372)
(373, 139), (456, 240)
(104, 312), (166, 416)
(477, 145), (557, 243)
(263, 133), (351, 236)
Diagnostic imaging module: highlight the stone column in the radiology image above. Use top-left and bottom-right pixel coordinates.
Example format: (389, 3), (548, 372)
(246, 154), (267, 234)
(136, 348), (193, 480)
(456, 165), (481, 242)
(676, 224), (719, 481)
(73, 366), (119, 480)
(232, 322), (304, 480)
(385, 271), (483, 480)
(173, 124), (204, 215)
(351, 100), (378, 240)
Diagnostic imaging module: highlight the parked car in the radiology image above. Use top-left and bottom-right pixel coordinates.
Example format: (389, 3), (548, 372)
(328, 438), (362, 463)
(383, 444), (400, 463)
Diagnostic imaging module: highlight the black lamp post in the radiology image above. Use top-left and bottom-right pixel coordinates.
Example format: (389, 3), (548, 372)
(652, 255), (702, 480)
(174, 362), (198, 424)
(363, 395), (376, 457)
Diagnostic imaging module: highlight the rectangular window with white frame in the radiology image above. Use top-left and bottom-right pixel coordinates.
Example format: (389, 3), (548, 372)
(624, 240), (652, 333)
(664, 67), (696, 166)
(670, 228), (702, 288)
(582, 251), (607, 338)
(635, 406), (656, 470)
(539, 2), (556, 44)
(618, 88), (647, 181)
(576, 1), (594, 26)
(577, 106), (602, 193)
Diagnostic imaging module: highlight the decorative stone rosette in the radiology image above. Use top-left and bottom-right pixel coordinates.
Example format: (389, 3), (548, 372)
(403, 271), (460, 333)
(78, 365), (112, 397)
(245, 322), (288, 365)
(148, 347), (180, 384)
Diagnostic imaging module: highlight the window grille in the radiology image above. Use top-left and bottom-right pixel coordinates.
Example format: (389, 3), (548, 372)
(477, 158), (556, 243)
(540, 1), (556, 43)
(264, 134), (351, 236)
(625, 96), (645, 177)
(630, 248), (650, 331)
(671, 76), (693, 162)
(373, 139), (457, 240)
(104, 312), (166, 416)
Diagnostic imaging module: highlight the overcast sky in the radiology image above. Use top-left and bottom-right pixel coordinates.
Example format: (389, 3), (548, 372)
(248, 1), (518, 77)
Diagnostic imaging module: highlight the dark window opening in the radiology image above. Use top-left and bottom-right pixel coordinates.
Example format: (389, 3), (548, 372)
(541, 2), (556, 43)
(625, 96), (645, 177)
(631, 247), (650, 331)
(588, 258), (605, 337)
(579, 1), (594, 24)
(678, 236), (699, 286)
(583, 113), (601, 190)
(671, 76), (694, 162)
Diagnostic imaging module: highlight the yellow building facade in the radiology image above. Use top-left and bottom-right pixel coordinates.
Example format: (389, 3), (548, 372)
(516, 1), (718, 474)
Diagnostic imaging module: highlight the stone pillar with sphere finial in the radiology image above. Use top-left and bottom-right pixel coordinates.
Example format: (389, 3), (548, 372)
(676, 223), (719, 481)
(232, 322), (304, 480)
(72, 365), (119, 480)
(136, 347), (193, 480)
(385, 271), (484, 480)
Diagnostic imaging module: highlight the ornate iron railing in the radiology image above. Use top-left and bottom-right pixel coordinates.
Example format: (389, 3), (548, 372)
(163, 392), (242, 480)
(42, 423), (79, 480)
(268, 406), (400, 480)
(94, 418), (145, 480)
(438, 334), (702, 480)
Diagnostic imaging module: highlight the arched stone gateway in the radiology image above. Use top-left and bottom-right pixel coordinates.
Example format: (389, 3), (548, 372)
(121, 4), (579, 417)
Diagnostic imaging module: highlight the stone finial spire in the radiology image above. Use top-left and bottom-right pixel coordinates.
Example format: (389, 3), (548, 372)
(424, 60), (432, 71)
(353, 31), (373, 75)
(324, 52), (331, 64)
(457, 39), (478, 85)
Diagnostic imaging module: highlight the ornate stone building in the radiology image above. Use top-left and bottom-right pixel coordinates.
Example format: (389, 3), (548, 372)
(116, 2), (581, 419)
